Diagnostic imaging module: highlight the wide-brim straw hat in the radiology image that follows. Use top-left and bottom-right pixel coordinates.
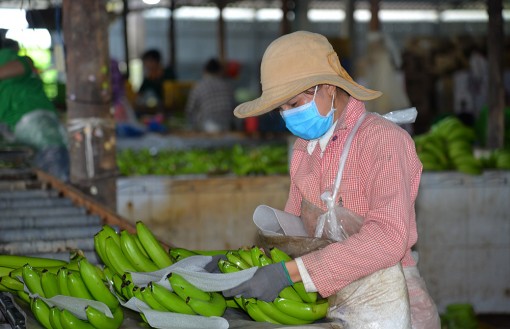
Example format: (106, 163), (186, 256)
(234, 31), (382, 118)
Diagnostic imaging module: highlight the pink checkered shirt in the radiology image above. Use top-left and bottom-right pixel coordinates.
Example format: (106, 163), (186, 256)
(285, 97), (421, 297)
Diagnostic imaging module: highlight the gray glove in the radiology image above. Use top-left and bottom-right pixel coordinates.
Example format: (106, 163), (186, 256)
(222, 261), (292, 302)
(204, 254), (227, 273)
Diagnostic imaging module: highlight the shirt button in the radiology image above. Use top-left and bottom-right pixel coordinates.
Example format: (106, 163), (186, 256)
(332, 135), (338, 141)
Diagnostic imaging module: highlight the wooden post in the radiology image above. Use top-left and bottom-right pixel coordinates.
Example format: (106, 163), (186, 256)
(122, 0), (130, 78)
(168, 0), (176, 72)
(63, 0), (117, 211)
(487, 0), (505, 149)
(280, 0), (291, 35)
(217, 0), (226, 64)
(369, 0), (380, 32)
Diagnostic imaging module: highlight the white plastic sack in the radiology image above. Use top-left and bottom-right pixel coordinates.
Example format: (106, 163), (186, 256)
(328, 263), (411, 329)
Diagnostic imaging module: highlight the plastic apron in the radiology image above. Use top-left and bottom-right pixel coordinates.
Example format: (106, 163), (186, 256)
(299, 110), (439, 329)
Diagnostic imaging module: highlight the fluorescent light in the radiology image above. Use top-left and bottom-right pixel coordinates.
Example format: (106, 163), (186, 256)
(380, 10), (438, 22)
(5, 29), (52, 49)
(308, 9), (345, 22)
(224, 8), (255, 21)
(440, 9), (487, 22)
(256, 8), (282, 21)
(143, 8), (171, 19)
(174, 6), (219, 20)
(143, 0), (161, 5)
(0, 9), (28, 29)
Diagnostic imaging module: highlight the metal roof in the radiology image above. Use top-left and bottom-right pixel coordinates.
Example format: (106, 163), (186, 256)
(0, 0), (499, 11)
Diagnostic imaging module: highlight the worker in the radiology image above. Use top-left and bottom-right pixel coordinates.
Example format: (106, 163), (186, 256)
(222, 31), (440, 328)
(185, 58), (236, 133)
(0, 38), (69, 181)
(136, 49), (175, 111)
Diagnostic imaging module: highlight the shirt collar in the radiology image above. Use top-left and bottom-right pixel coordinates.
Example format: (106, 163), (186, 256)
(306, 97), (366, 155)
(307, 120), (338, 155)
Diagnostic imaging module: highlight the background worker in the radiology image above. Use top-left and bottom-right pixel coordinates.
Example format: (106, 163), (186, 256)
(223, 31), (440, 329)
(0, 38), (69, 181)
(185, 58), (236, 133)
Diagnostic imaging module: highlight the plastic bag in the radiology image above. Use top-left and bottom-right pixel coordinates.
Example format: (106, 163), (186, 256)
(328, 263), (412, 329)
(315, 193), (363, 242)
(403, 266), (441, 329)
(381, 107), (417, 125)
(14, 110), (68, 150)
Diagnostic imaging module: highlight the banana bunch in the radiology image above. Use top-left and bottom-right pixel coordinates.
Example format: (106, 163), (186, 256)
(108, 266), (227, 318)
(95, 222), (228, 318)
(217, 246), (329, 325)
(414, 116), (482, 175)
(0, 253), (123, 329)
(94, 222), (174, 277)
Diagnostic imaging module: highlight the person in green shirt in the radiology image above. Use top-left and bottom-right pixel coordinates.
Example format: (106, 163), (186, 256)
(0, 38), (69, 181)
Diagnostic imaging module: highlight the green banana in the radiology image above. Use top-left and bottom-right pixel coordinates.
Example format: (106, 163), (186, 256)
(133, 233), (151, 258)
(40, 270), (60, 298)
(169, 247), (199, 261)
(57, 268), (71, 296)
(0, 275), (24, 291)
(245, 299), (282, 324)
(78, 258), (119, 310)
(269, 247), (292, 262)
(0, 266), (12, 277)
(149, 282), (196, 315)
(60, 309), (95, 329)
(104, 236), (137, 275)
(101, 225), (121, 245)
(139, 286), (167, 311)
(218, 259), (241, 273)
(102, 266), (114, 287)
(0, 255), (67, 269)
(86, 305), (124, 329)
(226, 251), (250, 270)
(31, 298), (53, 329)
(111, 273), (124, 297)
(22, 264), (45, 297)
(94, 226), (120, 268)
(132, 286), (144, 302)
(121, 280), (135, 300)
(17, 290), (31, 304)
(49, 307), (65, 329)
(278, 286), (303, 302)
(258, 253), (273, 266)
(136, 221), (173, 269)
(119, 230), (159, 272)
(237, 248), (255, 267)
(292, 282), (317, 303)
(168, 272), (211, 301)
(250, 247), (264, 267)
(67, 272), (94, 300)
(94, 231), (111, 268)
(272, 297), (328, 322)
(0, 282), (16, 293)
(225, 298), (240, 309)
(185, 291), (227, 317)
(257, 299), (314, 325)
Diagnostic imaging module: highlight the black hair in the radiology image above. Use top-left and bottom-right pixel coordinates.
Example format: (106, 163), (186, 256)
(1, 38), (20, 51)
(204, 58), (223, 74)
(142, 49), (162, 63)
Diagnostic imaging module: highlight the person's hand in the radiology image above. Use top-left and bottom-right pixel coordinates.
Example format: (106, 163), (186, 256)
(222, 261), (292, 302)
(204, 254), (227, 273)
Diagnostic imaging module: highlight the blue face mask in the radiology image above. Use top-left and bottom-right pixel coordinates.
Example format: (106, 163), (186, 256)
(281, 86), (335, 140)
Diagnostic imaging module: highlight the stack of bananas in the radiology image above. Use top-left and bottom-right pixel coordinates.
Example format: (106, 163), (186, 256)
(215, 246), (329, 325)
(0, 253), (123, 329)
(94, 221), (228, 320)
(414, 116), (482, 174)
